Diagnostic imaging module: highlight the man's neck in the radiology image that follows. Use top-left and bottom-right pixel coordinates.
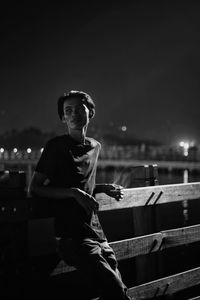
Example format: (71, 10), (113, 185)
(68, 127), (87, 144)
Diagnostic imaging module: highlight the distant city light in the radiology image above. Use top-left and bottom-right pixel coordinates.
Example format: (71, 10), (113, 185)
(27, 148), (32, 153)
(179, 141), (194, 157)
(0, 148), (4, 153)
(121, 125), (127, 132)
(13, 148), (18, 153)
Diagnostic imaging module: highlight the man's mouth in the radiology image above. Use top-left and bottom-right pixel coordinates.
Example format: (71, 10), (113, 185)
(71, 118), (82, 125)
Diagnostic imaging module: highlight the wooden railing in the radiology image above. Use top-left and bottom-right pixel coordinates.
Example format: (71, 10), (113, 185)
(35, 182), (200, 299)
(1, 170), (200, 299)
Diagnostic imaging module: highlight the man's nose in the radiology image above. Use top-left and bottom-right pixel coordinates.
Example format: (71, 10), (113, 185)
(72, 108), (77, 116)
(73, 108), (80, 116)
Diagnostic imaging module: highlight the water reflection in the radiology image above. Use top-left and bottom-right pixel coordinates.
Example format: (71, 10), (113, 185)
(183, 169), (189, 183)
(96, 167), (200, 187)
(183, 169), (189, 225)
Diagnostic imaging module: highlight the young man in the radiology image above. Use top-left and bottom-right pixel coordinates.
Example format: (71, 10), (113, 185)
(29, 90), (131, 299)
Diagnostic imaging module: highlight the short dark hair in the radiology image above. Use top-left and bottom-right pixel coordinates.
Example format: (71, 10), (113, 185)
(57, 90), (95, 120)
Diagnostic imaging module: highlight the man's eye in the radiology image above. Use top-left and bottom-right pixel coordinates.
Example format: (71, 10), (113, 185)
(65, 108), (72, 114)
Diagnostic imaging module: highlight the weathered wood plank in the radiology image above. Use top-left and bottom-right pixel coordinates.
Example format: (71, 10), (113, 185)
(51, 232), (162, 275)
(163, 224), (200, 250)
(52, 232), (162, 275)
(51, 224), (200, 276)
(110, 233), (163, 260)
(109, 224), (200, 260)
(128, 266), (200, 299)
(97, 182), (200, 210)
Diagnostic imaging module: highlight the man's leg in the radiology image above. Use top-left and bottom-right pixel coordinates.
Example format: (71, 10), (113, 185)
(99, 241), (131, 300)
(58, 238), (131, 300)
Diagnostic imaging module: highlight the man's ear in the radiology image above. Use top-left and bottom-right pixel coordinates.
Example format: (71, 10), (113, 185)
(89, 109), (95, 119)
(62, 114), (67, 123)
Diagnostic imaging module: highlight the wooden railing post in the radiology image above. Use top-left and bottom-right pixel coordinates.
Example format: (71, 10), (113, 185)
(131, 164), (161, 284)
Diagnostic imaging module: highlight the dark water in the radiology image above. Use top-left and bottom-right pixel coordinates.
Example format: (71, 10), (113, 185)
(156, 169), (200, 185)
(96, 166), (200, 186)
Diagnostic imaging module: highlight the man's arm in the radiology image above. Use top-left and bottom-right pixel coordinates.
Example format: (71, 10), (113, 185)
(94, 183), (124, 201)
(29, 171), (75, 199)
(29, 171), (99, 214)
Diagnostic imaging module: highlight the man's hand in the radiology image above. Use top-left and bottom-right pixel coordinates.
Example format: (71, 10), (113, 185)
(104, 184), (124, 201)
(71, 188), (99, 215)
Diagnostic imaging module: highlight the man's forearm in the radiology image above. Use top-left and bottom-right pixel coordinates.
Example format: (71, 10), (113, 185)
(94, 184), (108, 195)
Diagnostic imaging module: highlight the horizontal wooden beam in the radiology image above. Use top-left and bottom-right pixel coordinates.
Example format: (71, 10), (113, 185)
(128, 266), (200, 299)
(111, 224), (200, 260)
(51, 224), (200, 276)
(111, 233), (163, 260)
(1, 182), (200, 221)
(163, 224), (200, 249)
(97, 182), (200, 210)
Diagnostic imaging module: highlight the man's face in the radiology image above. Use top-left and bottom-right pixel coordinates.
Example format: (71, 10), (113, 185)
(62, 97), (90, 130)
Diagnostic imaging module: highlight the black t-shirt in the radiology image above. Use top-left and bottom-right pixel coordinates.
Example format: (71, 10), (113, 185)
(35, 134), (106, 241)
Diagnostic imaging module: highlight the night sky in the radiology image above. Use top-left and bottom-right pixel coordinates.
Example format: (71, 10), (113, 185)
(1, 1), (200, 146)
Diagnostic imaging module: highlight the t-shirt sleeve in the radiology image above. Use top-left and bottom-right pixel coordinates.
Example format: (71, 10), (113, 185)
(35, 140), (56, 179)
